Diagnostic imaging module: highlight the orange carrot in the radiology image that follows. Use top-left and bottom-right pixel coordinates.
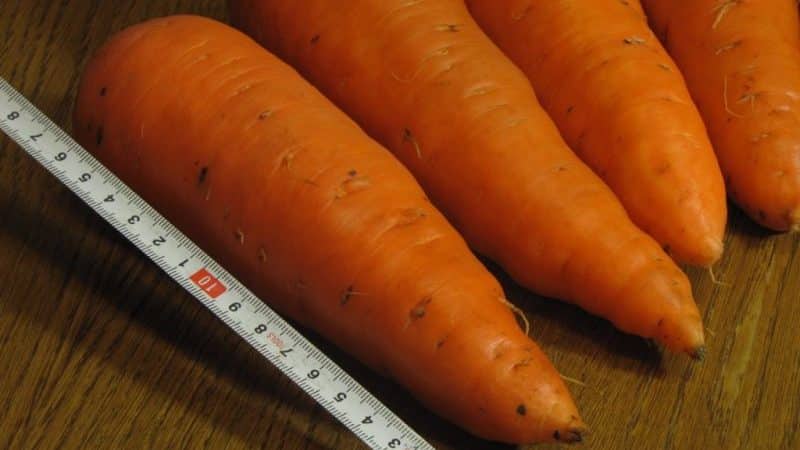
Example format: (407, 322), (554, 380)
(229, 0), (706, 356)
(72, 15), (584, 445)
(466, 0), (728, 266)
(642, 0), (800, 231)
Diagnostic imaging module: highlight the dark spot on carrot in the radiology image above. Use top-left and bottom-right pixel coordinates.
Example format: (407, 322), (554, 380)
(96, 126), (103, 146)
(554, 430), (560, 439)
(557, 166), (567, 172)
(758, 209), (767, 220)
(657, 63), (672, 72)
(310, 34), (320, 44)
(623, 36), (646, 45)
(436, 24), (461, 32)
(258, 110), (272, 120)
(516, 404), (526, 416)
(402, 128), (422, 158)
(99, 87), (107, 96)
(436, 336), (447, 349)
(658, 318), (665, 327)
(348, 169), (357, 177)
(198, 166), (208, 184)
(340, 285), (355, 306)
(512, 358), (532, 370)
(566, 105), (574, 114)
(410, 296), (432, 320)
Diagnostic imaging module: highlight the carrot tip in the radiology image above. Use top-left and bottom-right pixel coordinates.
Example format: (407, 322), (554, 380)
(690, 345), (706, 361)
(554, 427), (586, 443)
(702, 237), (724, 266)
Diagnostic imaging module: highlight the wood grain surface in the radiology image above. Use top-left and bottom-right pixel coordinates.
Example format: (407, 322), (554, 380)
(1, 1), (799, 449)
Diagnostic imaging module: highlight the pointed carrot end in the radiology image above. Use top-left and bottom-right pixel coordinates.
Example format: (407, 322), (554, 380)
(690, 345), (706, 361)
(552, 416), (588, 444)
(701, 236), (724, 267)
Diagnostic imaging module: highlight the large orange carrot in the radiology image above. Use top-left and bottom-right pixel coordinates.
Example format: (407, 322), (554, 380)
(466, 0), (728, 266)
(229, 0), (706, 356)
(642, 0), (800, 231)
(72, 16), (583, 444)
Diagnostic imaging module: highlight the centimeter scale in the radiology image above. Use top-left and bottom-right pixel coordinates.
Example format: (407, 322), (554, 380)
(0, 77), (434, 450)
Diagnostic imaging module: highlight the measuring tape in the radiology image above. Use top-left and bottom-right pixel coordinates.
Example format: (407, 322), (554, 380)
(0, 77), (434, 450)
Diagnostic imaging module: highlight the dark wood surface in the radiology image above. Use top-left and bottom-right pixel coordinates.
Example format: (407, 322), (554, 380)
(1, 1), (799, 449)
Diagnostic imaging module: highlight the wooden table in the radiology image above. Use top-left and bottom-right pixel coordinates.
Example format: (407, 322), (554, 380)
(2, 1), (799, 449)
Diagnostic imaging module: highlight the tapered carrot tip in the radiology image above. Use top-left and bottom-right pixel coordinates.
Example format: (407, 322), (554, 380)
(655, 313), (705, 358)
(553, 420), (587, 444)
(700, 236), (724, 267)
(690, 345), (706, 362)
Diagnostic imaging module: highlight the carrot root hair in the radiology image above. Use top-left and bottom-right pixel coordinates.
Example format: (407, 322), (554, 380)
(708, 265), (730, 286)
(712, 0), (740, 30)
(499, 297), (530, 335)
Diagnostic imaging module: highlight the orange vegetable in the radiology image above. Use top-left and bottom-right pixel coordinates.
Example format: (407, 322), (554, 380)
(229, 0), (705, 355)
(72, 15), (583, 445)
(642, 0), (800, 231)
(466, 0), (728, 266)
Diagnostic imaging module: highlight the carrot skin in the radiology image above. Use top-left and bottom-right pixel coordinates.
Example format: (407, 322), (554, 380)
(642, 0), (800, 231)
(466, 0), (728, 266)
(72, 16), (583, 445)
(229, 0), (705, 355)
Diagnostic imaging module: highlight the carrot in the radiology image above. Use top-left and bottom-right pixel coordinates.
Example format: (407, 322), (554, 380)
(229, 0), (706, 356)
(72, 15), (584, 445)
(466, 0), (728, 266)
(641, 0), (800, 231)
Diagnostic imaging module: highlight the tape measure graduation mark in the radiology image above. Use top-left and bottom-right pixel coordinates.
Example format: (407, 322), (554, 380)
(0, 77), (434, 450)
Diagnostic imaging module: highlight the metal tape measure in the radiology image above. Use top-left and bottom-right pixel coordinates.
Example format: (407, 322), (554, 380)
(0, 77), (433, 450)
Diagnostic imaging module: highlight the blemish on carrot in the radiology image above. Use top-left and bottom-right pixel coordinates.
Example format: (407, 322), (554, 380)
(516, 404), (527, 416)
(235, 228), (245, 244)
(566, 105), (574, 114)
(198, 166), (208, 184)
(340, 286), (355, 305)
(258, 110), (273, 120)
(435, 24), (461, 32)
(310, 34), (320, 44)
(512, 358), (532, 370)
(712, 0), (740, 30)
(512, 5), (532, 21)
(657, 63), (672, 71)
(257, 246), (268, 263)
(335, 174), (371, 199)
(623, 36), (646, 45)
(402, 128), (422, 158)
(96, 127), (104, 146)
(715, 40), (742, 55)
(99, 87), (107, 96)
(391, 208), (427, 228)
(435, 336), (447, 349)
(347, 169), (358, 177)
(409, 296), (432, 320)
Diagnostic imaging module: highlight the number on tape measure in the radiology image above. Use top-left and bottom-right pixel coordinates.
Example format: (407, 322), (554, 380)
(0, 77), (432, 450)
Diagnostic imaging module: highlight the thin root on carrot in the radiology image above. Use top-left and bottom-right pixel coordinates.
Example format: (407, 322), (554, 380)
(498, 297), (530, 335)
